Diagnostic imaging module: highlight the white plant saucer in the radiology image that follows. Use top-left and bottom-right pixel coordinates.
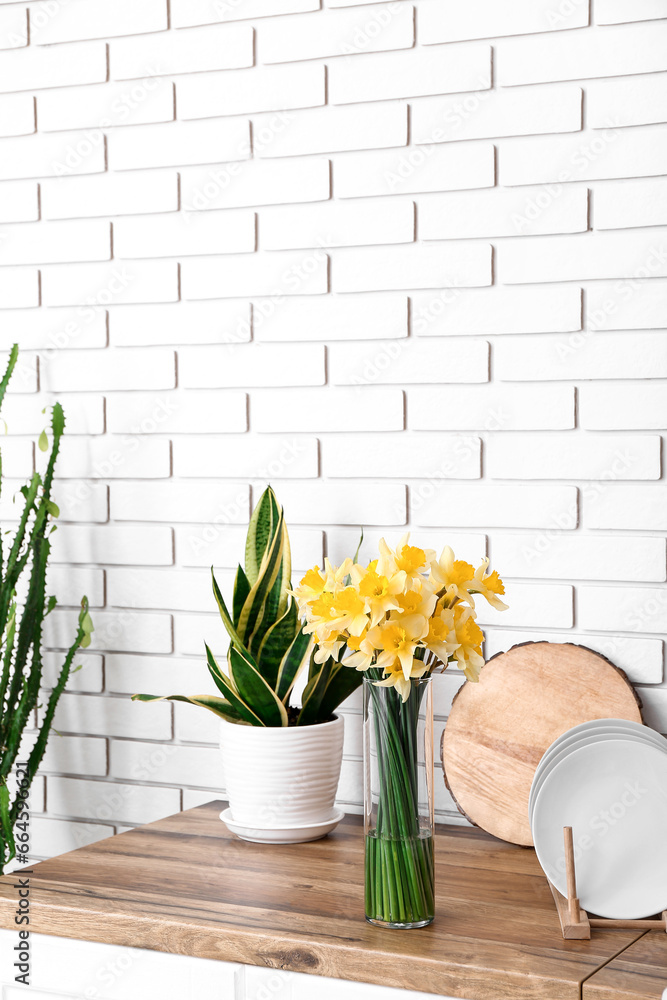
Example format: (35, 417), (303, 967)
(220, 806), (345, 844)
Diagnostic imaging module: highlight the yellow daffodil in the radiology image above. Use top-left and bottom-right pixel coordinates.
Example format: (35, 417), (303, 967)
(342, 630), (376, 672)
(378, 534), (435, 583)
(375, 656), (430, 702)
(469, 559), (509, 611)
(394, 579), (437, 620)
(424, 607), (459, 664)
(429, 545), (477, 605)
(354, 565), (406, 627)
(367, 614), (429, 680)
(452, 605), (485, 681)
(291, 565), (327, 615)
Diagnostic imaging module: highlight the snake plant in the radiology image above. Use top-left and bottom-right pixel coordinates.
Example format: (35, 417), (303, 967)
(0, 345), (93, 874)
(133, 486), (362, 726)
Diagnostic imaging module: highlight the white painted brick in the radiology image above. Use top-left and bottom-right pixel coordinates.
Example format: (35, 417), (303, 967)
(115, 210), (255, 259)
(0, 179), (37, 222)
(580, 382), (667, 430)
(178, 524), (322, 570)
(177, 63), (324, 120)
(182, 157), (330, 212)
(112, 481), (250, 523)
(256, 293), (407, 342)
(183, 789), (219, 809)
(110, 739), (221, 788)
(46, 607), (173, 653)
(175, 700), (221, 743)
(497, 22), (667, 86)
(421, 186), (588, 240)
(38, 80), (174, 133)
(420, 0), (590, 42)
(0, 438), (32, 477)
(21, 728), (107, 776)
(493, 533), (666, 583)
(171, 0), (318, 27)
(586, 279), (667, 331)
(47, 692), (172, 740)
(329, 43), (491, 105)
(0, 349), (37, 392)
(0, 307), (106, 351)
(595, 177), (667, 230)
(261, 4), (413, 64)
(324, 432), (481, 479)
(28, 815), (113, 856)
(476, 582), (573, 629)
(174, 610), (228, 656)
(182, 251), (328, 300)
(496, 333), (667, 381)
(0, 92), (33, 137)
(42, 170), (178, 220)
(54, 436), (171, 479)
(108, 567), (213, 612)
(335, 143), (495, 199)
(173, 434), (319, 478)
(253, 387), (404, 432)
(254, 103), (408, 158)
(500, 230), (667, 284)
(106, 653), (210, 695)
(180, 343), (323, 388)
(272, 481), (408, 525)
(261, 198), (414, 250)
(42, 651), (103, 693)
(638, 687), (667, 735)
(413, 84), (582, 145)
(109, 118), (250, 171)
(333, 243), (492, 292)
(579, 586), (667, 634)
(329, 337), (489, 385)
(41, 347), (174, 392)
(112, 22), (253, 79)
(412, 285), (582, 337)
(596, 0), (667, 22)
(0, 4), (26, 48)
(0, 479), (106, 528)
(0, 269), (46, 308)
(0, 219), (110, 266)
(41, 260), (179, 306)
(588, 73), (667, 129)
(412, 484), (579, 529)
(587, 485), (667, 531)
(500, 126), (667, 187)
(107, 389), (247, 435)
(489, 432), (660, 480)
(409, 384), (575, 431)
(48, 776), (180, 825)
(485, 630), (663, 685)
(109, 301), (250, 346)
(31, 0), (168, 45)
(50, 524), (172, 565)
(0, 131), (106, 180)
(0, 40), (106, 93)
(2, 393), (104, 435)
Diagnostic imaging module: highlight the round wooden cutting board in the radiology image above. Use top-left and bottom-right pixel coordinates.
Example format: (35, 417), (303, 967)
(441, 641), (643, 846)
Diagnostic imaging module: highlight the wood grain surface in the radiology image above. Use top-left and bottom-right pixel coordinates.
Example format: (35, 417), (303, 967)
(0, 802), (648, 1000)
(442, 642), (643, 846)
(583, 932), (667, 1000)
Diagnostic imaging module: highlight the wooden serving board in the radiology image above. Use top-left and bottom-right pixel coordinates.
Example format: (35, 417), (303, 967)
(441, 641), (643, 847)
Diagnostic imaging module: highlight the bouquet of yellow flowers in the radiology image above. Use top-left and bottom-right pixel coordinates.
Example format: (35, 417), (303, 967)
(293, 534), (507, 700)
(294, 534), (507, 929)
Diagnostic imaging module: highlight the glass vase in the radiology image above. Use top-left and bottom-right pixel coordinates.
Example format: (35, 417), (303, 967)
(363, 673), (435, 929)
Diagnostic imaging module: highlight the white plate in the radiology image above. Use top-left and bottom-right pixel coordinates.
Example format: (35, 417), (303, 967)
(529, 722), (667, 822)
(220, 807), (345, 844)
(532, 738), (667, 919)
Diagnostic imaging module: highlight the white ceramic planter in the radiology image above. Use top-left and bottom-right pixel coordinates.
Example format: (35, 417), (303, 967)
(220, 715), (344, 840)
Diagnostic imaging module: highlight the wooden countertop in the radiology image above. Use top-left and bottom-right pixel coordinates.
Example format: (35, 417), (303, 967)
(0, 802), (662, 1000)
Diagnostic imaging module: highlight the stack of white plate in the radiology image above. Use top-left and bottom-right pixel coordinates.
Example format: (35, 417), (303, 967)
(530, 718), (667, 919)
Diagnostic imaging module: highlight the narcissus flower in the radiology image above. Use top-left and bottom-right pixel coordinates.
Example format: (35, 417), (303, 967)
(354, 565), (406, 626)
(368, 614), (429, 680)
(469, 559), (508, 612)
(376, 656), (430, 702)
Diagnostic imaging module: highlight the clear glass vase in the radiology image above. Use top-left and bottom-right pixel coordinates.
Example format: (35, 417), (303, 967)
(363, 673), (435, 929)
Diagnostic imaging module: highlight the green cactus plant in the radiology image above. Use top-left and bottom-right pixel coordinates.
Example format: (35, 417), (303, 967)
(0, 344), (93, 874)
(133, 486), (362, 726)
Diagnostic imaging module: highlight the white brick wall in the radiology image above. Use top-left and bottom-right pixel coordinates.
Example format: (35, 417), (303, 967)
(0, 1), (665, 861)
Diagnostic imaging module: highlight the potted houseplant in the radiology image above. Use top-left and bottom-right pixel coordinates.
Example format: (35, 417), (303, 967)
(133, 487), (361, 842)
(0, 345), (93, 874)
